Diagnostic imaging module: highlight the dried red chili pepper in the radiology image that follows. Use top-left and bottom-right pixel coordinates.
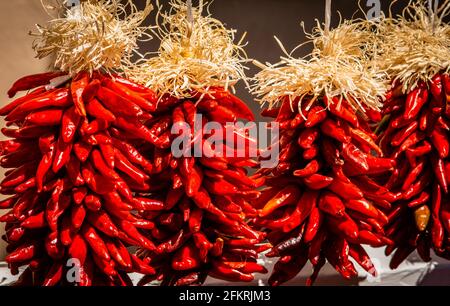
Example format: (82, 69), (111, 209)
(0, 71), (160, 286)
(256, 94), (393, 285)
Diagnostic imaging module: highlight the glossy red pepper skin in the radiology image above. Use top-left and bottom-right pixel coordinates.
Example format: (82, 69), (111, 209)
(7, 71), (66, 98)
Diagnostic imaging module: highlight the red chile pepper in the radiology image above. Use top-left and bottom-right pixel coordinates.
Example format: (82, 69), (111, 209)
(430, 74), (445, 102)
(68, 234), (88, 265)
(114, 117), (168, 148)
(431, 154), (448, 193)
(84, 194), (102, 211)
(293, 160), (320, 177)
(326, 97), (359, 127)
(172, 244), (201, 271)
(21, 211), (47, 229)
(298, 128), (319, 149)
(7, 71), (66, 98)
(328, 214), (359, 240)
(102, 78), (156, 112)
(303, 174), (333, 190)
(328, 178), (363, 200)
(391, 121), (419, 147)
(132, 198), (164, 211)
(1, 163), (36, 188)
(81, 79), (101, 102)
(114, 150), (149, 184)
(303, 206), (323, 243)
(431, 127), (449, 159)
(73, 141), (92, 163)
(52, 137), (72, 173)
(408, 191), (430, 208)
(211, 261), (254, 283)
(86, 98), (116, 122)
(99, 143), (115, 169)
(97, 86), (143, 118)
(404, 86), (428, 120)
(305, 106), (327, 127)
(318, 192), (345, 217)
(70, 72), (88, 116)
(25, 109), (64, 126)
(215, 90), (255, 121)
(105, 239), (132, 269)
(342, 143), (370, 173)
(1, 87), (47, 118)
(90, 149), (119, 180)
(6, 242), (39, 263)
(320, 118), (351, 143)
(284, 190), (319, 233)
(61, 106), (81, 143)
(350, 128), (382, 156)
(348, 244), (376, 276)
(81, 225), (111, 261)
(401, 160), (425, 191)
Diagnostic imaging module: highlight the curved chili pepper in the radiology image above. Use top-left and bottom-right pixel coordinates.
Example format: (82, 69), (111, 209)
(97, 86), (143, 118)
(7, 71), (65, 98)
(102, 78), (156, 112)
(61, 106), (81, 143)
(25, 109), (64, 126)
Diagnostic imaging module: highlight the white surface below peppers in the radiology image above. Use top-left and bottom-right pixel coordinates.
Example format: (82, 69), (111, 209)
(0, 248), (447, 286)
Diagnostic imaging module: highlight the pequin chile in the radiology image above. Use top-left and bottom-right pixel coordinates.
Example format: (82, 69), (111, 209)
(253, 96), (396, 285)
(134, 88), (268, 286)
(378, 73), (450, 267)
(0, 71), (163, 285)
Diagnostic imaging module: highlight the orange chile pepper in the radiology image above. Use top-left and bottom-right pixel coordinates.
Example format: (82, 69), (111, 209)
(259, 185), (301, 217)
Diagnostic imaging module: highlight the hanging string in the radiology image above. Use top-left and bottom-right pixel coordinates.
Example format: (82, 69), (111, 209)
(428, 0), (440, 32)
(434, 0), (440, 29)
(186, 0), (194, 39)
(324, 0), (332, 35)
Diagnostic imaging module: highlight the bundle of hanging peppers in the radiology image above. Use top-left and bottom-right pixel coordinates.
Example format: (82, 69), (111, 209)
(0, 71), (164, 285)
(135, 88), (268, 286)
(252, 17), (394, 285)
(379, 74), (450, 267)
(375, 0), (450, 267)
(0, 0), (160, 285)
(255, 96), (395, 285)
(124, 0), (267, 286)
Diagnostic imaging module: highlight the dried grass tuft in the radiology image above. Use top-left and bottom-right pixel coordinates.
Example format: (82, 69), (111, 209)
(376, 0), (450, 92)
(32, 0), (152, 75)
(252, 19), (388, 113)
(127, 0), (248, 99)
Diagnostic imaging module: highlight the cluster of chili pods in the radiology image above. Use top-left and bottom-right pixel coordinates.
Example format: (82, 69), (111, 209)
(0, 71), (164, 285)
(254, 96), (396, 285)
(135, 88), (268, 286)
(378, 73), (450, 267)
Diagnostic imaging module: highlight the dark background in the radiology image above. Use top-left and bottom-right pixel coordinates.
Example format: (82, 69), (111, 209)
(134, 0), (410, 121)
